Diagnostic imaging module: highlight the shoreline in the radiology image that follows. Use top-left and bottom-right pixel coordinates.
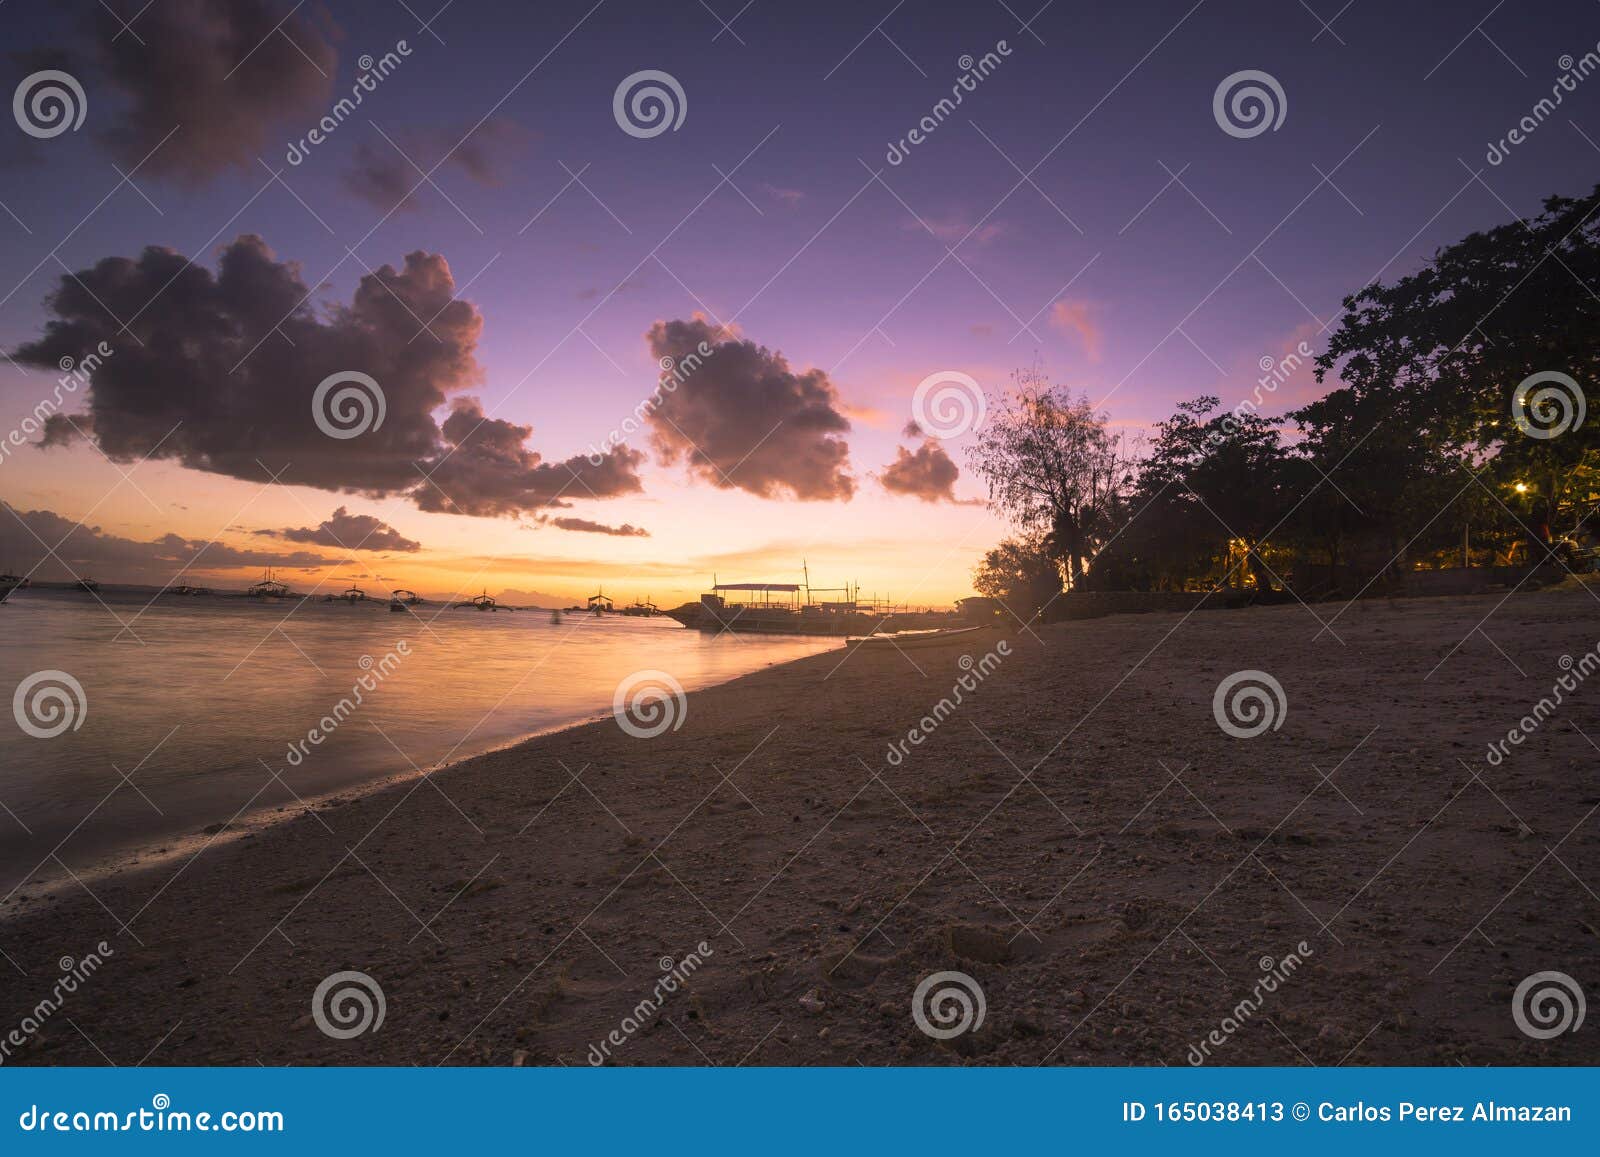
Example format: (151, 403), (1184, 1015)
(0, 707), (614, 923)
(2, 593), (1596, 1066)
(1, 644), (842, 923)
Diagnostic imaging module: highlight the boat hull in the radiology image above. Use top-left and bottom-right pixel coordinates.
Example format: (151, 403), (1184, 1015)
(671, 602), (870, 636)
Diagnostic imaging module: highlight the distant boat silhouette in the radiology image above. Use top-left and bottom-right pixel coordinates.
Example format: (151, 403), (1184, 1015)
(389, 588), (423, 612)
(0, 572), (24, 604)
(74, 577), (101, 594)
(455, 589), (514, 612)
(621, 596), (659, 617)
(246, 567), (291, 599)
(587, 586), (613, 615)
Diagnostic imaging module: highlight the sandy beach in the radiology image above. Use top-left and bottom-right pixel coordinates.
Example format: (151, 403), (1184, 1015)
(2, 592), (1597, 1067)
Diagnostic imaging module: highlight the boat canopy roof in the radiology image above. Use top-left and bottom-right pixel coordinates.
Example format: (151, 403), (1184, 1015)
(714, 582), (801, 592)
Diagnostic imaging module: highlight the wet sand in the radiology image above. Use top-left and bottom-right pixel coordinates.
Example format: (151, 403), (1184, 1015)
(2, 592), (1597, 1066)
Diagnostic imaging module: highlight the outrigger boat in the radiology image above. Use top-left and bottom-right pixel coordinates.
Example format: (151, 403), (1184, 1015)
(168, 584), (210, 596)
(0, 572), (24, 604)
(389, 588), (423, 612)
(587, 587), (613, 615)
(667, 564), (958, 637)
(455, 589), (515, 612)
(246, 567), (292, 600)
(621, 596), (659, 617)
(667, 565), (873, 636)
(74, 577), (101, 593)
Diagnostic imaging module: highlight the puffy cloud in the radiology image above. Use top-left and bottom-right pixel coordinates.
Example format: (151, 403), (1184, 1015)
(259, 506), (421, 552)
(546, 517), (649, 537)
(1049, 300), (1102, 361)
(36, 413), (92, 448)
(880, 437), (964, 503)
(1, 503), (330, 585)
(9, 235), (643, 517)
(94, 0), (337, 183)
(415, 400), (644, 516)
(644, 317), (855, 501)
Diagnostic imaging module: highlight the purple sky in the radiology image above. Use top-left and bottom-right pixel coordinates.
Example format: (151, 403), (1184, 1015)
(1, 0), (1597, 603)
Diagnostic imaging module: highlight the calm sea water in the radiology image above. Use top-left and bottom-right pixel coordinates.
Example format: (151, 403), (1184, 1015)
(0, 588), (836, 900)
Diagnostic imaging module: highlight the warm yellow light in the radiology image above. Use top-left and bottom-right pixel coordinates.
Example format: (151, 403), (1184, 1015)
(1514, 482), (1529, 493)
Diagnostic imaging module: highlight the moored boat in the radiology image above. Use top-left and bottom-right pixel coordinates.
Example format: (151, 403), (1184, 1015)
(247, 567), (292, 599)
(455, 589), (514, 612)
(668, 577), (873, 636)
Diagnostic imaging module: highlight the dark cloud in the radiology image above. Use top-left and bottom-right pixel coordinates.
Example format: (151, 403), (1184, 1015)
(343, 119), (523, 211)
(259, 506), (421, 552)
(546, 517), (649, 537)
(644, 317), (855, 501)
(1, 503), (330, 585)
(881, 437), (966, 503)
(415, 399), (644, 517)
(37, 412), (92, 448)
(94, 0), (337, 183)
(10, 235), (642, 517)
